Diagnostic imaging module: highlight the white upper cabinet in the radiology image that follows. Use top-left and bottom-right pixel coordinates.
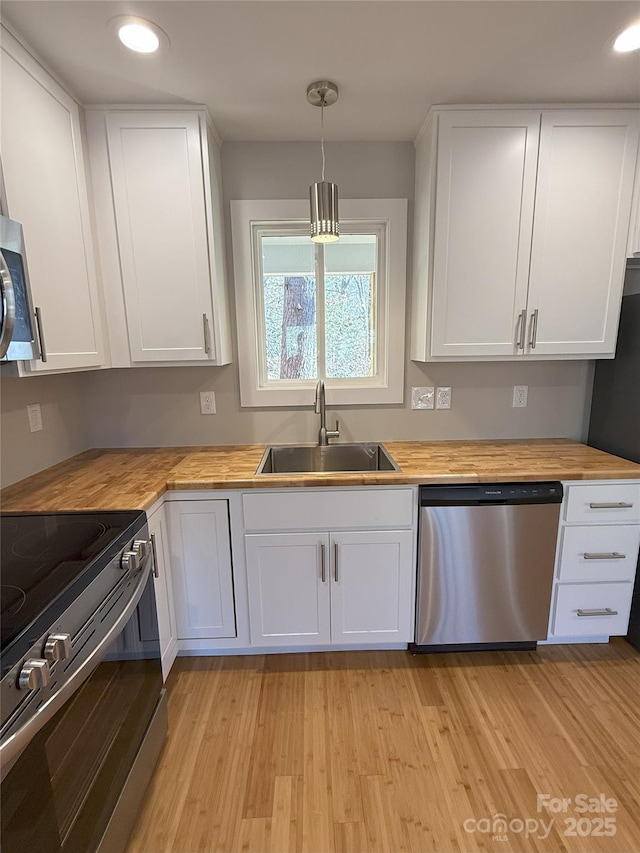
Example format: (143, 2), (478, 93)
(527, 111), (639, 355)
(0, 27), (106, 373)
(430, 111), (540, 357)
(86, 108), (231, 366)
(412, 106), (640, 362)
(626, 135), (640, 259)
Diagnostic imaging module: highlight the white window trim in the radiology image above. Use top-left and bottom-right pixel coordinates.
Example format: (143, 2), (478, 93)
(231, 199), (407, 407)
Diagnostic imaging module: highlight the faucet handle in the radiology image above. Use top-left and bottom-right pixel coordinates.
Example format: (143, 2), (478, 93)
(326, 419), (340, 441)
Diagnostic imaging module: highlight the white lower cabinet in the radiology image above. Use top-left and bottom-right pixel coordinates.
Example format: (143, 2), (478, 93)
(329, 531), (414, 643)
(553, 583), (633, 638)
(167, 500), (236, 640)
(547, 480), (640, 642)
(147, 504), (178, 680)
(245, 533), (331, 646)
(245, 529), (414, 647)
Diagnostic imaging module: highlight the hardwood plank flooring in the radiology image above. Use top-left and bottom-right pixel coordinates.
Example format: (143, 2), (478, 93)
(127, 642), (640, 853)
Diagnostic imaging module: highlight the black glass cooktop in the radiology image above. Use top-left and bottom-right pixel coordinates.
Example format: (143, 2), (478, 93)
(1, 511), (145, 658)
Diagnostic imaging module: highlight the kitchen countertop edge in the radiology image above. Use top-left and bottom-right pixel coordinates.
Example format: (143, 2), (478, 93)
(2, 439), (640, 513)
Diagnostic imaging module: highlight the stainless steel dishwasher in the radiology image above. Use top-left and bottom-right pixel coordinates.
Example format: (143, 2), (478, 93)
(411, 482), (563, 652)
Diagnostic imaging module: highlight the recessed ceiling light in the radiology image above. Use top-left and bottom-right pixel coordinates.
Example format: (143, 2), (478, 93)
(110, 16), (168, 54)
(613, 22), (640, 53)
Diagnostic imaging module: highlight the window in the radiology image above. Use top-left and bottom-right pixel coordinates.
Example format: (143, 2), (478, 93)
(231, 199), (407, 406)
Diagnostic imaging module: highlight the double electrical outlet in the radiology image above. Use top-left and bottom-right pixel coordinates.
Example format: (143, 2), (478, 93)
(199, 391), (216, 414)
(411, 386), (451, 410)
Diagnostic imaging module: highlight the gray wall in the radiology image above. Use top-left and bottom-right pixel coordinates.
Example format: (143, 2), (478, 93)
(81, 141), (594, 450)
(0, 141), (596, 486)
(0, 371), (89, 486)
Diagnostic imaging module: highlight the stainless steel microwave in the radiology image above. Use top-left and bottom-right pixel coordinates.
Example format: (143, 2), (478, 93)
(0, 214), (40, 362)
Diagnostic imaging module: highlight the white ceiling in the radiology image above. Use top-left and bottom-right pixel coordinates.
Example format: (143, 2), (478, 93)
(2, 1), (639, 141)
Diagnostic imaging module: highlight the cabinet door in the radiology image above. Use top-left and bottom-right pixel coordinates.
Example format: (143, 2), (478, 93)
(0, 30), (105, 372)
(330, 530), (414, 644)
(245, 533), (331, 646)
(628, 141), (640, 259)
(147, 505), (178, 680)
(430, 110), (540, 356)
(105, 111), (215, 362)
(527, 110), (640, 355)
(168, 500), (236, 639)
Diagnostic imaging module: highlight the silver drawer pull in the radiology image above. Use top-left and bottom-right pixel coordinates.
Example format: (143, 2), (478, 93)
(588, 502), (633, 509)
(528, 308), (539, 349)
(320, 541), (326, 583)
(34, 306), (47, 362)
(515, 309), (527, 350)
(203, 313), (211, 355)
(576, 608), (619, 618)
(583, 552), (626, 560)
(150, 532), (159, 578)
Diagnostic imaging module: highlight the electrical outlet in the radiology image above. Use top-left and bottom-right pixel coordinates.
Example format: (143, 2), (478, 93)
(200, 391), (216, 415)
(27, 403), (43, 432)
(513, 385), (528, 408)
(436, 387), (452, 409)
(411, 386), (435, 410)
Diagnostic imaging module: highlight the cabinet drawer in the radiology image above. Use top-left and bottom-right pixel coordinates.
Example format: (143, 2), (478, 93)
(552, 583), (633, 637)
(558, 525), (640, 582)
(242, 489), (415, 532)
(564, 483), (640, 524)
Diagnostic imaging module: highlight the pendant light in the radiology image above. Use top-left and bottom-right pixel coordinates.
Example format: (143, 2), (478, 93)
(307, 81), (339, 243)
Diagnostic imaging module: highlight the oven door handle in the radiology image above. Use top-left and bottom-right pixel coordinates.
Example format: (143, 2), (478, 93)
(0, 559), (152, 782)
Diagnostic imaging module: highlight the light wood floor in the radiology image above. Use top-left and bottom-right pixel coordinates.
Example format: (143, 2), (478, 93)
(127, 641), (640, 853)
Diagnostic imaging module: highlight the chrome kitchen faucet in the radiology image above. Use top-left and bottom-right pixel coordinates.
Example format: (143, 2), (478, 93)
(314, 380), (339, 446)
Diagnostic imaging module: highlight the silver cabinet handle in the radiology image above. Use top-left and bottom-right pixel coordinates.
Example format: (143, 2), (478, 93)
(588, 502), (633, 509)
(0, 249), (16, 360)
(34, 306), (47, 362)
(576, 608), (619, 617)
(515, 309), (527, 350)
(150, 532), (159, 578)
(334, 542), (339, 582)
(528, 308), (539, 349)
(583, 552), (626, 560)
(203, 313), (211, 355)
(320, 541), (326, 583)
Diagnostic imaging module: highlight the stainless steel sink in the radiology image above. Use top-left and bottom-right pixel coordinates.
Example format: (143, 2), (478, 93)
(256, 443), (400, 475)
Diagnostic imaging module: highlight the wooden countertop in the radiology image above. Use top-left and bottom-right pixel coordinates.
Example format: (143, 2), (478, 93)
(1, 439), (639, 513)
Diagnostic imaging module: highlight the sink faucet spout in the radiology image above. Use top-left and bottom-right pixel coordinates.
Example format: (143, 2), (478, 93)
(314, 380), (340, 446)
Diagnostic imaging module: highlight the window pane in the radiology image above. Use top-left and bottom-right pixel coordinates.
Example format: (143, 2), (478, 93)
(324, 236), (377, 379)
(261, 236), (317, 380)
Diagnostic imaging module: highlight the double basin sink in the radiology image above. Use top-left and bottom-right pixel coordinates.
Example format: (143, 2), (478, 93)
(256, 443), (399, 475)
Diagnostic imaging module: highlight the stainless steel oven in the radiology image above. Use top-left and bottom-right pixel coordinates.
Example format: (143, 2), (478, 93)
(0, 511), (167, 853)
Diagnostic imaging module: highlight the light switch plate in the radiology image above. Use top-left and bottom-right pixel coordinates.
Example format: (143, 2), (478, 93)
(411, 386), (435, 410)
(436, 387), (452, 409)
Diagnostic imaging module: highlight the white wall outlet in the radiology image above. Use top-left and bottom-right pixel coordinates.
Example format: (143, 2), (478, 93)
(436, 387), (452, 409)
(200, 391), (216, 415)
(411, 386), (435, 410)
(513, 385), (528, 408)
(27, 403), (43, 432)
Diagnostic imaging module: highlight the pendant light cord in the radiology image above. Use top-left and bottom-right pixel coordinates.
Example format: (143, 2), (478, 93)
(320, 97), (326, 182)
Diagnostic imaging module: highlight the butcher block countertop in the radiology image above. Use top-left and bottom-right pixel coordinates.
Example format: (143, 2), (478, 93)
(1, 439), (639, 513)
